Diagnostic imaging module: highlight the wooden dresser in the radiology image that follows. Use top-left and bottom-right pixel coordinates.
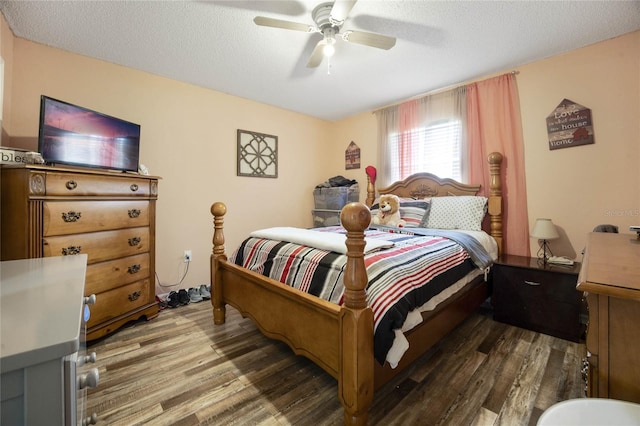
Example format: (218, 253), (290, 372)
(577, 232), (640, 402)
(1, 165), (160, 341)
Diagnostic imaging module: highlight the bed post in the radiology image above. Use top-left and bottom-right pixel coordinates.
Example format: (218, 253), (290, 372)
(366, 175), (376, 207)
(210, 202), (228, 325)
(487, 152), (503, 255)
(339, 202), (374, 426)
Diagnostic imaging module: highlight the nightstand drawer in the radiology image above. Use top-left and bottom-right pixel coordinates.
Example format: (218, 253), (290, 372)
(494, 266), (579, 304)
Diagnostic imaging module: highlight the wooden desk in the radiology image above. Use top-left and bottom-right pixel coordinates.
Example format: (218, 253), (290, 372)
(578, 232), (640, 402)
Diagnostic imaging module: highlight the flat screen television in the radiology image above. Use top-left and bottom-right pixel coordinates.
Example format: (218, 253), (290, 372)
(38, 96), (141, 172)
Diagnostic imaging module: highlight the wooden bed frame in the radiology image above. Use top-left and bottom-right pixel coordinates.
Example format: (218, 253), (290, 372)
(210, 152), (503, 425)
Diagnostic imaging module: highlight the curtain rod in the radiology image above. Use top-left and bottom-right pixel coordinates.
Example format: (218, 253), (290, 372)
(372, 70), (520, 114)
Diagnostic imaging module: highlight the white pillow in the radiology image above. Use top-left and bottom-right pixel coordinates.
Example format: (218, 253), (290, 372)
(425, 196), (487, 231)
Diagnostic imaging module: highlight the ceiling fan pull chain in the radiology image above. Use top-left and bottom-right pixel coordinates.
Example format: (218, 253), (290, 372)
(327, 56), (332, 75)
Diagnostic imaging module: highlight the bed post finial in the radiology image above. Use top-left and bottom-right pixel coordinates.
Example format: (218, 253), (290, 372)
(487, 152), (503, 255)
(211, 202), (228, 325)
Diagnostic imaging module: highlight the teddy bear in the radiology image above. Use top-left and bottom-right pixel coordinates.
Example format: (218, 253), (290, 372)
(371, 194), (406, 227)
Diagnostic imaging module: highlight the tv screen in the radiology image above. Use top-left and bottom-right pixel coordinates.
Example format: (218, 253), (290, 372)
(38, 96), (141, 172)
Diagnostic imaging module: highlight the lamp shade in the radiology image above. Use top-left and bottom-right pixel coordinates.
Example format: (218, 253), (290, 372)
(530, 218), (559, 240)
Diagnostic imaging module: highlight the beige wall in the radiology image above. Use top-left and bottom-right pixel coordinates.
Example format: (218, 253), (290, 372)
(2, 9), (639, 289)
(334, 31), (640, 261)
(328, 111), (378, 185)
(1, 16), (337, 291)
(517, 30), (640, 259)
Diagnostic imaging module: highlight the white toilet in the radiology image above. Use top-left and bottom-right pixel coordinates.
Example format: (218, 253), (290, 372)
(538, 398), (640, 425)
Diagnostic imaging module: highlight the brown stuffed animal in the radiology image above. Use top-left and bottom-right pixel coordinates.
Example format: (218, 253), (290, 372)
(371, 194), (406, 227)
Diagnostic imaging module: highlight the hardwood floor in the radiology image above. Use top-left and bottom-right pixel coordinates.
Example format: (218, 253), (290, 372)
(86, 300), (585, 425)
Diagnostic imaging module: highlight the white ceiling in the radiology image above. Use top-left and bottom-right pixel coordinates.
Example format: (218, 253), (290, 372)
(1, 1), (639, 121)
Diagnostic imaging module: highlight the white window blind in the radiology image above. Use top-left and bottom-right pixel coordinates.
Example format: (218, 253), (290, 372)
(388, 119), (462, 183)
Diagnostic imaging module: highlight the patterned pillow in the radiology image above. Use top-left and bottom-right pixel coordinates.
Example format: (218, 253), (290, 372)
(419, 198), (432, 227)
(370, 199), (430, 228)
(425, 196), (487, 231)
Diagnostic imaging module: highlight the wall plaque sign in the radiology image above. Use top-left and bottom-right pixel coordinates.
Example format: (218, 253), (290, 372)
(345, 141), (360, 170)
(546, 99), (594, 150)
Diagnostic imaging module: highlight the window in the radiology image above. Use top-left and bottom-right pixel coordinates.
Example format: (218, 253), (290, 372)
(387, 118), (462, 183)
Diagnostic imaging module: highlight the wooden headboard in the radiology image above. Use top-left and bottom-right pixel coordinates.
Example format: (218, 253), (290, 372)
(364, 152), (504, 255)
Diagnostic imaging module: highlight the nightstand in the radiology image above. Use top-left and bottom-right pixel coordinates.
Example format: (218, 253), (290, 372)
(491, 254), (584, 342)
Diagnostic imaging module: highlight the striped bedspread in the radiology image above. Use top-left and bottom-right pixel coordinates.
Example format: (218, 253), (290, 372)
(231, 226), (487, 364)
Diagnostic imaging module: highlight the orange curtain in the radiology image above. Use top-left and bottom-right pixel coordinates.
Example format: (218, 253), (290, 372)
(467, 73), (530, 256)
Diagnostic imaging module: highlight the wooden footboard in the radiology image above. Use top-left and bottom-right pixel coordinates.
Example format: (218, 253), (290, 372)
(211, 201), (375, 425)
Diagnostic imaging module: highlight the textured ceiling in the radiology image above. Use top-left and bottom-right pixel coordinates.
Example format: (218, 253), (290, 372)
(1, 0), (639, 121)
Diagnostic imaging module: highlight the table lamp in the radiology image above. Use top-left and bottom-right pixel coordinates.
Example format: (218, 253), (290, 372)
(531, 218), (559, 264)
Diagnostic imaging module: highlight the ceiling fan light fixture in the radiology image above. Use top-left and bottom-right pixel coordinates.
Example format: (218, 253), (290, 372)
(322, 27), (337, 57)
(323, 38), (336, 57)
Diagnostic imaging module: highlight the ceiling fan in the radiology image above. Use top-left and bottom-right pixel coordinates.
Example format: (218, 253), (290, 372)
(254, 0), (396, 68)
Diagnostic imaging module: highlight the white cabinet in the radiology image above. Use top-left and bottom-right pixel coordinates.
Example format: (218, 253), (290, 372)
(0, 255), (98, 425)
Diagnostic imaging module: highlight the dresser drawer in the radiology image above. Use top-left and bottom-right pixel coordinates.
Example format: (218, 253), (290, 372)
(85, 253), (150, 295)
(43, 200), (150, 236)
(45, 172), (152, 196)
(87, 279), (151, 327)
(43, 227), (150, 264)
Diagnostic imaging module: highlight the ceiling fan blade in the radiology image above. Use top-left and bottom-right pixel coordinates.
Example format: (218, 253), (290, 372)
(306, 40), (326, 68)
(342, 30), (396, 50)
(254, 16), (316, 33)
(330, 0), (358, 25)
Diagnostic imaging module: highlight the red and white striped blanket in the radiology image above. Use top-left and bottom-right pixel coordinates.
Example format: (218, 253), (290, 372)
(231, 226), (488, 364)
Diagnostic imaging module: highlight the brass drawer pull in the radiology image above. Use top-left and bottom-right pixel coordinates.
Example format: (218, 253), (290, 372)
(66, 180), (78, 190)
(130, 184), (139, 192)
(62, 245), (82, 255)
(62, 211), (82, 222)
(128, 291), (141, 301)
(524, 280), (541, 286)
(128, 264), (141, 274)
(128, 237), (141, 246)
(128, 209), (141, 218)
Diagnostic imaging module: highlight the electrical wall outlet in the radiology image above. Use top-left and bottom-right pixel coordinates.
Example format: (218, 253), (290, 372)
(183, 250), (192, 263)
